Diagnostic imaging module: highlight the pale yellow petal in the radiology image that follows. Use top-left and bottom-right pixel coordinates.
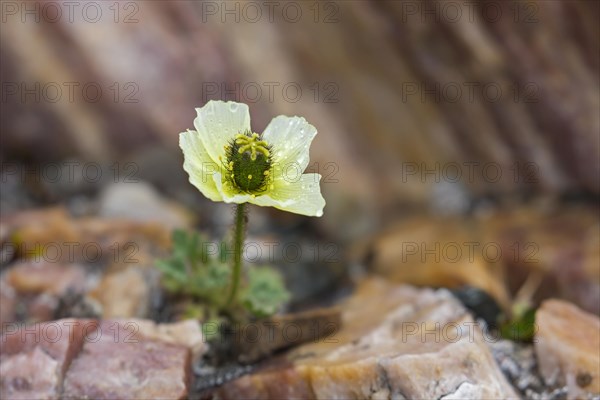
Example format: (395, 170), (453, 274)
(179, 130), (223, 202)
(262, 116), (317, 172)
(212, 172), (253, 204)
(193, 101), (251, 164)
(251, 173), (325, 217)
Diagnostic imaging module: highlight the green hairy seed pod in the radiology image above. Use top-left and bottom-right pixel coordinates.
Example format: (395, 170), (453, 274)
(225, 131), (272, 193)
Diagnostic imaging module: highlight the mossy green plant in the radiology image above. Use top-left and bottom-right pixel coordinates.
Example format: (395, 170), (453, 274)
(156, 229), (290, 324)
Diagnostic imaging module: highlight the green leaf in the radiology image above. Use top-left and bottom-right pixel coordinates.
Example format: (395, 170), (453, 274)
(500, 308), (536, 342)
(172, 229), (188, 255)
(155, 259), (187, 282)
(156, 230), (292, 325)
(192, 262), (230, 292)
(156, 230), (232, 304)
(241, 267), (290, 318)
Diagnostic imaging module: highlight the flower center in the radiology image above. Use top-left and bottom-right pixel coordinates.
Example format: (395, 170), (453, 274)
(225, 131), (272, 193)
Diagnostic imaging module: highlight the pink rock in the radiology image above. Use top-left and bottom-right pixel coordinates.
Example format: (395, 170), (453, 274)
(0, 319), (97, 400)
(62, 320), (190, 399)
(0, 347), (61, 400)
(1, 318), (200, 399)
(0, 280), (16, 327)
(535, 299), (600, 399)
(123, 318), (206, 359)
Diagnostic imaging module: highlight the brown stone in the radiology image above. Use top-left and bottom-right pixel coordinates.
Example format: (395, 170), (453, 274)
(5, 207), (172, 267)
(216, 278), (518, 399)
(87, 267), (152, 318)
(363, 206), (600, 315)
(535, 299), (600, 399)
(6, 261), (86, 296)
(120, 318), (207, 359)
(485, 207), (600, 315)
(364, 216), (511, 310)
(221, 308), (342, 364)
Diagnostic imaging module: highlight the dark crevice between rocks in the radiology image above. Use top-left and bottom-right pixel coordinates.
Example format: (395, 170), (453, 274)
(373, 360), (405, 400)
(57, 322), (99, 399)
(190, 308), (340, 399)
(490, 340), (569, 400)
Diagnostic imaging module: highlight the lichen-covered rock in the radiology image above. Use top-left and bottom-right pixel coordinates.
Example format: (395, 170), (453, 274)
(535, 299), (600, 399)
(215, 278), (518, 399)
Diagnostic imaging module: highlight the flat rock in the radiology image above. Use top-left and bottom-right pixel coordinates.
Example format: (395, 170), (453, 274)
(0, 319), (98, 400)
(1, 318), (204, 399)
(62, 319), (193, 399)
(215, 278), (518, 399)
(535, 299), (600, 399)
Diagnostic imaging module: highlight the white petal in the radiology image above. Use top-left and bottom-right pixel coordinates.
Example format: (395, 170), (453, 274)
(262, 116), (317, 173)
(193, 101), (251, 164)
(252, 173), (325, 217)
(179, 130), (224, 202)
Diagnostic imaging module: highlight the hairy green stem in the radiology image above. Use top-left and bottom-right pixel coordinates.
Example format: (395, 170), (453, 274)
(226, 203), (246, 306)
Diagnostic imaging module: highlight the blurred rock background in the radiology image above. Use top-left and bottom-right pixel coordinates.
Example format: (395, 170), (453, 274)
(1, 2), (599, 398)
(1, 1), (599, 312)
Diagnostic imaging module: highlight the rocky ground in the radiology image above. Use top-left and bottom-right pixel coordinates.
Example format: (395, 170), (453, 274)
(1, 182), (599, 399)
